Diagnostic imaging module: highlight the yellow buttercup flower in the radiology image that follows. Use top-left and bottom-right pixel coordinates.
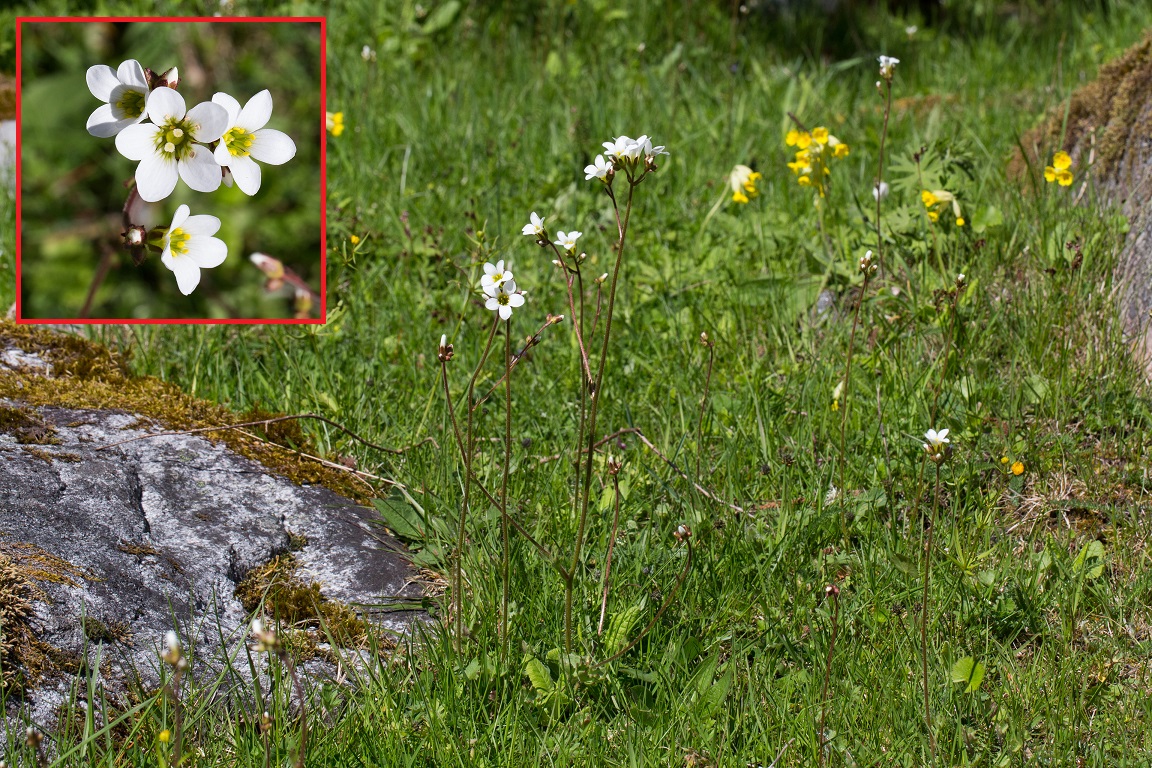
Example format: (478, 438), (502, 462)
(1000, 456), (1010, 465)
(159, 729), (171, 743)
(1044, 151), (1073, 186)
(956, 217), (965, 227)
(1011, 461), (1024, 476)
(350, 234), (360, 245)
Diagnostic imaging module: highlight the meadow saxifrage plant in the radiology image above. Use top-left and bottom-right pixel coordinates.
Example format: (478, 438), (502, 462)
(83, 58), (302, 306)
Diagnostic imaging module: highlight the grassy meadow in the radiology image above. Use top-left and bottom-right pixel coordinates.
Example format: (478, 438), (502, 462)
(5, 0), (1152, 765)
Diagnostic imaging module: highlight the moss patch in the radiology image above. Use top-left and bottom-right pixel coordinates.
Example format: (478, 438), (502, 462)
(0, 404), (60, 445)
(80, 615), (133, 646)
(0, 322), (373, 505)
(0, 542), (89, 695)
(1013, 31), (1152, 181)
(234, 555), (368, 646)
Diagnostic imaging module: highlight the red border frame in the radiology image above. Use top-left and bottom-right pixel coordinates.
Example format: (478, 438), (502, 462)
(14, 16), (328, 325)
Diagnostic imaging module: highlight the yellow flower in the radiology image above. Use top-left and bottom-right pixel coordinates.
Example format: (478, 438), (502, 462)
(795, 131), (812, 149)
(326, 111), (344, 136)
(921, 189), (938, 207)
(1011, 461), (1024, 476)
(159, 729), (171, 743)
(729, 165), (760, 203)
(1044, 151), (1073, 186)
(797, 175), (811, 186)
(785, 129), (801, 147)
(832, 142), (849, 158)
(927, 210), (939, 222)
(955, 217), (965, 227)
(811, 127), (829, 145)
(831, 399), (840, 412)
(1000, 456), (1010, 465)
(350, 234), (360, 245)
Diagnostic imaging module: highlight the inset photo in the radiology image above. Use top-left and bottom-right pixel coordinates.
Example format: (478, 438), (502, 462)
(16, 18), (325, 322)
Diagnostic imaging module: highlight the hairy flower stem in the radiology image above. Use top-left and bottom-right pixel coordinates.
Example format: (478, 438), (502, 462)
(922, 464), (941, 759)
(816, 586), (841, 768)
(565, 176), (637, 655)
(876, 81), (892, 280)
(277, 649), (308, 768)
(837, 272), (871, 547)
(597, 470), (624, 636)
(165, 665), (185, 766)
(455, 318), (501, 653)
(695, 339), (715, 483)
(500, 320), (512, 662)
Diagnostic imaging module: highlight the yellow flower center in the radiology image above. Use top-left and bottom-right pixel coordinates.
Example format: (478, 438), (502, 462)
(154, 117), (196, 161)
(496, 293), (510, 306)
(223, 126), (255, 157)
(116, 89), (146, 118)
(168, 227), (191, 256)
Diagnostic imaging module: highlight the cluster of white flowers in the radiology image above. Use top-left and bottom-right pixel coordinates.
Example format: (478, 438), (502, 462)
(480, 259), (525, 320)
(86, 59), (298, 295)
(585, 134), (668, 182)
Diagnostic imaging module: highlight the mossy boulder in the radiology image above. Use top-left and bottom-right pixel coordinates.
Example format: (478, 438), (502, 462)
(1016, 31), (1152, 368)
(0, 323), (425, 728)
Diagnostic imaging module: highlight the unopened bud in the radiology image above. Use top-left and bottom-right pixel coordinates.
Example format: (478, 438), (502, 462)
(162, 630), (182, 666)
(293, 287), (313, 319)
(157, 66), (179, 89)
(123, 224), (147, 247)
(595, 273), (608, 284)
(956, 273), (967, 288)
(673, 524), (692, 543)
(438, 333), (454, 362)
(607, 455), (622, 475)
(249, 252), (286, 280)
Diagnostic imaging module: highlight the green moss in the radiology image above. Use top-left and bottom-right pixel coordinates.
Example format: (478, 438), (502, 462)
(0, 404), (60, 445)
(234, 555), (368, 647)
(0, 322), (373, 505)
(1014, 31), (1152, 181)
(0, 545), (88, 695)
(81, 615), (132, 645)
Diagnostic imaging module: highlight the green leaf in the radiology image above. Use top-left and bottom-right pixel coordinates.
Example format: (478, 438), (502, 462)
(950, 656), (986, 692)
(1023, 374), (1048, 405)
(523, 656), (554, 694)
(1073, 540), (1106, 580)
(971, 204), (1004, 233)
(421, 1), (461, 35)
(371, 492), (426, 541)
(699, 664), (734, 716)
(604, 603), (644, 657)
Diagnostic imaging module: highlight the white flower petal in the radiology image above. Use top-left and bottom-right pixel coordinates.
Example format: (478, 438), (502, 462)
(213, 142), (232, 168)
(499, 304), (513, 320)
(117, 59), (148, 90)
(135, 153), (179, 202)
(164, 254), (202, 295)
(187, 101), (229, 143)
(86, 104), (138, 138)
(508, 293), (525, 308)
(146, 87), (186, 123)
(186, 235), (228, 269)
(485, 297), (499, 311)
(180, 213), (220, 237)
(115, 123), (158, 160)
(237, 89), (273, 132)
(211, 92), (243, 126)
(86, 65), (119, 101)
(178, 145), (223, 194)
(170, 204), (190, 231)
(249, 129), (295, 166)
(228, 154), (261, 195)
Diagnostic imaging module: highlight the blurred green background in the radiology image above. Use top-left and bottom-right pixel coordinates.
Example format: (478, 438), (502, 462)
(18, 20), (322, 320)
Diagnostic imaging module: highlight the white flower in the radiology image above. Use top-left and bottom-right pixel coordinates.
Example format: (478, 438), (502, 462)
(485, 278), (525, 320)
(361, 45), (376, 62)
(164, 630), (180, 653)
(554, 230), (582, 252)
(905, 25), (918, 37)
(160, 204), (228, 295)
(521, 211), (545, 237)
(584, 154), (612, 181)
(210, 90), (296, 196)
(923, 428), (950, 451)
(879, 55), (900, 79)
(85, 59), (152, 138)
(602, 135), (635, 162)
(115, 88), (228, 202)
(873, 181), (889, 201)
(639, 136), (668, 158)
(481, 260), (513, 292)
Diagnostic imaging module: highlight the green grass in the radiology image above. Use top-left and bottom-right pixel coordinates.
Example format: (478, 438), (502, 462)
(6, 0), (1152, 765)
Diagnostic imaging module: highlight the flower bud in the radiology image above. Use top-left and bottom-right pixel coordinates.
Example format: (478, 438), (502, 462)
(607, 455), (622, 475)
(294, 287), (313, 319)
(594, 273), (608, 284)
(673, 524), (692, 543)
(438, 333), (454, 362)
(123, 224), (147, 248)
(249, 252), (286, 280)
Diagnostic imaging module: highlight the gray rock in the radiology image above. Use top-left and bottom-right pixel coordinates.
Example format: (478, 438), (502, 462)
(0, 396), (423, 730)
